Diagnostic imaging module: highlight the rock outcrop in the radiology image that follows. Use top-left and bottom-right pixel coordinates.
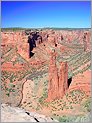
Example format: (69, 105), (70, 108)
(47, 49), (68, 101)
(58, 62), (68, 97)
(83, 32), (91, 51)
(1, 104), (59, 122)
(83, 33), (87, 51)
(47, 49), (59, 101)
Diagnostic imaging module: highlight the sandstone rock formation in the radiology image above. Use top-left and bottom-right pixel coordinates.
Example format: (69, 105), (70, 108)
(47, 32), (58, 47)
(47, 49), (68, 101)
(47, 49), (59, 101)
(1, 29), (91, 116)
(58, 62), (68, 97)
(83, 32), (91, 51)
(83, 33), (87, 51)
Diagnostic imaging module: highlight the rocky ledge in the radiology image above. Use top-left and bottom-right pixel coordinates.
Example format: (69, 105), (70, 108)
(1, 104), (59, 122)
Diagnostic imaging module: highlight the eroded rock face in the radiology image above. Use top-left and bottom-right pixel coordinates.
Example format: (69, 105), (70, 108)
(47, 50), (59, 101)
(83, 32), (91, 51)
(83, 33), (87, 51)
(58, 62), (68, 98)
(1, 78), (26, 107)
(1, 29), (91, 110)
(47, 50), (68, 101)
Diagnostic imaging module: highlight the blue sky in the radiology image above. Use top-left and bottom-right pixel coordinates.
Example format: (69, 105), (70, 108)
(1, 1), (91, 28)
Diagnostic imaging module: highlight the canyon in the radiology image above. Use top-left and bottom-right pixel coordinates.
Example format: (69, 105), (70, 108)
(1, 28), (91, 122)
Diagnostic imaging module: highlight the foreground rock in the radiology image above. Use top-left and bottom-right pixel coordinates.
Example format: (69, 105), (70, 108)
(1, 104), (59, 122)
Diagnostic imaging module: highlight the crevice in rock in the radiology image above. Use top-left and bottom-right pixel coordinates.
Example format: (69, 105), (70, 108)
(51, 117), (53, 120)
(55, 43), (57, 47)
(25, 112), (30, 115)
(68, 77), (72, 87)
(34, 117), (39, 122)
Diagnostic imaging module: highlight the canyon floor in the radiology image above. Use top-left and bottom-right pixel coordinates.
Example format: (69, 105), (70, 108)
(1, 29), (91, 122)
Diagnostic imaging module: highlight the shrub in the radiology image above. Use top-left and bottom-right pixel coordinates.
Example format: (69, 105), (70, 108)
(83, 98), (91, 112)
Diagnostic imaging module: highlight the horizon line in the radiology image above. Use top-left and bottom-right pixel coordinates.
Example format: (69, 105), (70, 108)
(1, 27), (91, 29)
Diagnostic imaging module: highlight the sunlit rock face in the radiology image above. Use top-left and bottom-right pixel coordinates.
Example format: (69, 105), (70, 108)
(58, 62), (68, 98)
(47, 50), (59, 101)
(47, 49), (68, 101)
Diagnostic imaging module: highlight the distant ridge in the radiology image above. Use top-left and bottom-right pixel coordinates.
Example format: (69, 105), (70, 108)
(1, 27), (91, 31)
